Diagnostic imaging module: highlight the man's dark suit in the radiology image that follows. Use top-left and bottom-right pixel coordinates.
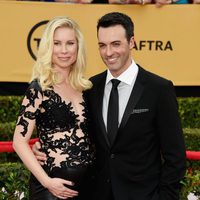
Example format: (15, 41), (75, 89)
(87, 66), (186, 200)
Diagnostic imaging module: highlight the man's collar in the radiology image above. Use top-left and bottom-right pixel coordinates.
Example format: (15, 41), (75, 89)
(106, 59), (138, 85)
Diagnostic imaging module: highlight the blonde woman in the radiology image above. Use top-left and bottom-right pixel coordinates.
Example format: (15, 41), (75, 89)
(13, 16), (95, 200)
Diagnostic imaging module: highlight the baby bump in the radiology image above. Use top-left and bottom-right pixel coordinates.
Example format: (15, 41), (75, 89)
(49, 166), (88, 191)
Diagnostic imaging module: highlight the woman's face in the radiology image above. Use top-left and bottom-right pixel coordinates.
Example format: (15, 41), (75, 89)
(52, 26), (78, 71)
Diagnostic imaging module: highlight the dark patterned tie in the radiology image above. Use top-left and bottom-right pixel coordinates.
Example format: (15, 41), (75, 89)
(107, 79), (121, 144)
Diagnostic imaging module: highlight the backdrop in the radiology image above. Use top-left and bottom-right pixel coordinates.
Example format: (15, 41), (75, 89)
(0, 2), (200, 86)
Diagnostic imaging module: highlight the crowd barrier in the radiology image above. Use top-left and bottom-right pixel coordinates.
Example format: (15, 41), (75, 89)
(186, 151), (200, 161)
(0, 139), (200, 160)
(0, 138), (38, 153)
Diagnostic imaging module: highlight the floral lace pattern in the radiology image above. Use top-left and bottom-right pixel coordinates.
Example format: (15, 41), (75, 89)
(17, 80), (94, 173)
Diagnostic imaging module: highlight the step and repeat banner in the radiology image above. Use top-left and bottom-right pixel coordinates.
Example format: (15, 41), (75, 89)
(0, 2), (200, 85)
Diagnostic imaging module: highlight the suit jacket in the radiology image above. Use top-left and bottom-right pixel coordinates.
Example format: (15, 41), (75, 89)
(87, 65), (186, 200)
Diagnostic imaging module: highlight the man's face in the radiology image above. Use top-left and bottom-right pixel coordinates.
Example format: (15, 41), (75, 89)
(98, 25), (134, 77)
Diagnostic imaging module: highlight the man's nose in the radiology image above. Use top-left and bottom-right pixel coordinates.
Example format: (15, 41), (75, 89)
(105, 46), (113, 56)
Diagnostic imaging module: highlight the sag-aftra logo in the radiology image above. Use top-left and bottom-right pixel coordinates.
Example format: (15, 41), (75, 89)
(27, 20), (49, 60)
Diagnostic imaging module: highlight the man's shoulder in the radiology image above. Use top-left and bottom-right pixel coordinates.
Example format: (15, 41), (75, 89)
(138, 65), (172, 87)
(89, 70), (107, 83)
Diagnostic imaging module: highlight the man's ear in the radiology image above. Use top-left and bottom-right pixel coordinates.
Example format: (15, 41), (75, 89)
(129, 36), (135, 49)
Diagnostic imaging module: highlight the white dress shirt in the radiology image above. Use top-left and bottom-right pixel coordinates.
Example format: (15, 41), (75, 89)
(103, 60), (139, 129)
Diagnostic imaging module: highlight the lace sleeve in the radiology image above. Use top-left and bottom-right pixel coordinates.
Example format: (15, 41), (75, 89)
(16, 80), (43, 137)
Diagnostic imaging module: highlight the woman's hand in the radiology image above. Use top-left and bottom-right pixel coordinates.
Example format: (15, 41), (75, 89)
(45, 177), (79, 199)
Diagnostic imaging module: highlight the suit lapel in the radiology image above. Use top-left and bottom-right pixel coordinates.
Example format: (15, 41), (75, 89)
(110, 81), (143, 146)
(119, 81), (144, 130)
(118, 66), (146, 133)
(95, 72), (110, 147)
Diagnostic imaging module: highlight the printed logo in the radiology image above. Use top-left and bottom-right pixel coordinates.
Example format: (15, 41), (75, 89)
(27, 20), (49, 60)
(133, 40), (173, 51)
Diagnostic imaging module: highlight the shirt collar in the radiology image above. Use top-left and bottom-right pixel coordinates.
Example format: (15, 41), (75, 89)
(106, 59), (138, 85)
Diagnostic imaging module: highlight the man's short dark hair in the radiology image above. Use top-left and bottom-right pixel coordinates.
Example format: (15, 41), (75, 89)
(97, 12), (134, 42)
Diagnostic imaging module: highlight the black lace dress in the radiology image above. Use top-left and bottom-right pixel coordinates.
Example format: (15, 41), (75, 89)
(17, 80), (95, 200)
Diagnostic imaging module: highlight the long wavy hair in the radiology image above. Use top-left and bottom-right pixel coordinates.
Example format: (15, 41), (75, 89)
(31, 16), (92, 91)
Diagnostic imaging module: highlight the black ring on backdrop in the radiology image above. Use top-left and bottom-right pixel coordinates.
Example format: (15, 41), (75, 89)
(27, 20), (49, 60)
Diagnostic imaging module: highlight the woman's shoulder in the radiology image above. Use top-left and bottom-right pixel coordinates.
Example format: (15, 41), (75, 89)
(28, 79), (42, 92)
(24, 79), (43, 99)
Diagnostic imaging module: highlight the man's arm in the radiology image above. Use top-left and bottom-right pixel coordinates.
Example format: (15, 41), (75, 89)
(32, 141), (47, 165)
(156, 81), (186, 200)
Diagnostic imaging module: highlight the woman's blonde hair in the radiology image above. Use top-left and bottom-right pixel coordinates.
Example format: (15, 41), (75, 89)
(31, 16), (92, 91)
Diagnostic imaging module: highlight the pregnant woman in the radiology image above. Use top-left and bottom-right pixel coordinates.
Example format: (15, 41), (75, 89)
(13, 16), (95, 200)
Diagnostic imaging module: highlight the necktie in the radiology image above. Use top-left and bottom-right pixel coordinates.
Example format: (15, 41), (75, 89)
(107, 79), (121, 144)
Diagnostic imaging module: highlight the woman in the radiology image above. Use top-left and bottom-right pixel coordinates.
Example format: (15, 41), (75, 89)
(13, 16), (95, 200)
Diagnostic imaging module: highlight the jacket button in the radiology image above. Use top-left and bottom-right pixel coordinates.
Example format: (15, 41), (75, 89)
(106, 179), (110, 183)
(110, 154), (115, 159)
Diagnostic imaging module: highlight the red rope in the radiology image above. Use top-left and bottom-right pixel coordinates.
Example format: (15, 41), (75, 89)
(0, 139), (200, 160)
(186, 150), (200, 160)
(0, 138), (39, 153)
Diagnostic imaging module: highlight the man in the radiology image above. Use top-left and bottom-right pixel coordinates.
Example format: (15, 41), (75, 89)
(87, 12), (186, 200)
(34, 12), (186, 200)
